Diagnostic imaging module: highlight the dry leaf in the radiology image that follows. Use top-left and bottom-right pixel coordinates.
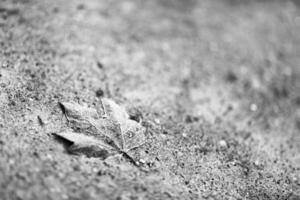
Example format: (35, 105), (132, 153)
(55, 131), (116, 158)
(54, 98), (146, 164)
(101, 98), (146, 151)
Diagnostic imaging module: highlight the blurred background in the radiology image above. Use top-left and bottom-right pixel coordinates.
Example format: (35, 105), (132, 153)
(0, 0), (300, 199)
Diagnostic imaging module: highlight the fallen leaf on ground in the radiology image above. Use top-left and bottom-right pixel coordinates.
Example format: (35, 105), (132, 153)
(54, 98), (146, 165)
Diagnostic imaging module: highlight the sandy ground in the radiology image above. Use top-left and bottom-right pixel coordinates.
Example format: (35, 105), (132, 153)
(0, 0), (300, 199)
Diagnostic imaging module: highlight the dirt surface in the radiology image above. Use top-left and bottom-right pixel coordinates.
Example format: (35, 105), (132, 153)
(1, 0), (300, 199)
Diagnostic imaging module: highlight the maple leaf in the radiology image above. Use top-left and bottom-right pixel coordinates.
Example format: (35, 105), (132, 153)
(54, 98), (146, 165)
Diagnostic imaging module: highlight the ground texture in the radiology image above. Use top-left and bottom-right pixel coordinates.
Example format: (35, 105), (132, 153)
(0, 0), (300, 199)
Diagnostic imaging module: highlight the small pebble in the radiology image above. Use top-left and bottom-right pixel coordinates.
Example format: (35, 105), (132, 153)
(250, 104), (258, 112)
(95, 88), (104, 97)
(292, 177), (298, 182)
(226, 71), (238, 83)
(92, 167), (99, 173)
(154, 118), (160, 124)
(177, 151), (183, 157)
(219, 140), (227, 148)
(37, 115), (45, 126)
(8, 159), (15, 165)
(139, 159), (146, 164)
(128, 108), (142, 123)
(46, 154), (53, 161)
(96, 61), (103, 69)
(254, 160), (260, 166)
